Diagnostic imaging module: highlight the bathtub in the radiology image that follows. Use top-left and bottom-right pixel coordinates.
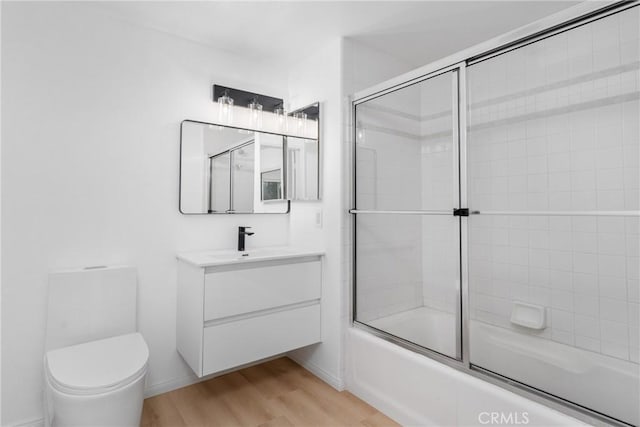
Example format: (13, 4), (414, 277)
(471, 321), (639, 426)
(349, 308), (639, 426)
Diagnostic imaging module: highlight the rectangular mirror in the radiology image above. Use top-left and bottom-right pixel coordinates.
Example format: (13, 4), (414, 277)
(287, 103), (320, 201)
(180, 120), (289, 214)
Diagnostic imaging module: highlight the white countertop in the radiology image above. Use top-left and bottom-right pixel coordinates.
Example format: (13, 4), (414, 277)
(176, 246), (325, 267)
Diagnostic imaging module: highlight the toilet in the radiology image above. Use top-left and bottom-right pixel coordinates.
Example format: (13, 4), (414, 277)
(44, 266), (149, 427)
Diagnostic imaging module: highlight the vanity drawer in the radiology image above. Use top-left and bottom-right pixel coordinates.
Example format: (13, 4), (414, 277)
(202, 303), (321, 375)
(203, 259), (321, 321)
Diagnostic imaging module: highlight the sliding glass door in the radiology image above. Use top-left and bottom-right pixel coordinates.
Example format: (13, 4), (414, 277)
(466, 8), (639, 425)
(353, 70), (463, 360)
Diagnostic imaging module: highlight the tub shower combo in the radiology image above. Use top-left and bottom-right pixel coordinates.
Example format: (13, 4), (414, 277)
(351, 4), (639, 426)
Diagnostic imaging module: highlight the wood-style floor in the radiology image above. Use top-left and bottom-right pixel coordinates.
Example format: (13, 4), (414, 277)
(141, 357), (399, 427)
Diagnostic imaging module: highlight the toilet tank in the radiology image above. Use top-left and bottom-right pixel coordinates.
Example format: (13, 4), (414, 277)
(45, 266), (137, 351)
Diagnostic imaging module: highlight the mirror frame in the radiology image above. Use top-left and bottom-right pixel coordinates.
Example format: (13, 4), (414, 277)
(179, 119), (291, 215)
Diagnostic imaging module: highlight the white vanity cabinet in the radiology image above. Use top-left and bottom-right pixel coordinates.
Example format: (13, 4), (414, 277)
(176, 249), (323, 377)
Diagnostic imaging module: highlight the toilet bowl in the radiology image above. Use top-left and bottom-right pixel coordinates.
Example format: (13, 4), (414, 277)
(44, 266), (148, 427)
(44, 333), (149, 427)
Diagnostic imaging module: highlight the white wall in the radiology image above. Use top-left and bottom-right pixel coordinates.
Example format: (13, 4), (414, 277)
(1, 3), (293, 425)
(286, 38), (345, 389)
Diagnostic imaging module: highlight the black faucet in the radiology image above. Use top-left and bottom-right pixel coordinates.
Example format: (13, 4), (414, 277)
(237, 226), (254, 252)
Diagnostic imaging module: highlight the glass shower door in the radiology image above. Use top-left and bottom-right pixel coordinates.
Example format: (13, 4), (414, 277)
(467, 7), (639, 425)
(353, 70), (462, 359)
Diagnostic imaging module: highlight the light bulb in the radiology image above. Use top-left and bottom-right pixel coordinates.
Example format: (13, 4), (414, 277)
(248, 96), (263, 129)
(274, 105), (287, 131)
(294, 111), (307, 135)
(217, 90), (234, 125)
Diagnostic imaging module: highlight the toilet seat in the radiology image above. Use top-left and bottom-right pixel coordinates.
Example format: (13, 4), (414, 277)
(45, 333), (148, 396)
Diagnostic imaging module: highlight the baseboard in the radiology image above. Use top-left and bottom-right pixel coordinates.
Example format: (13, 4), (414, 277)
(144, 373), (201, 398)
(287, 354), (345, 391)
(10, 417), (44, 427)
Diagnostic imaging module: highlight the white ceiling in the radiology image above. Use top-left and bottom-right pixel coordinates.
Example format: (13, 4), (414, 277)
(94, 1), (580, 68)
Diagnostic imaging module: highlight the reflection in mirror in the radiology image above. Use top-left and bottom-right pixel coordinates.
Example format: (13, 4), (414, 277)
(260, 135), (285, 202)
(287, 102), (320, 200)
(287, 137), (318, 200)
(179, 121), (288, 214)
(261, 169), (282, 200)
(210, 152), (230, 212)
(230, 141), (254, 212)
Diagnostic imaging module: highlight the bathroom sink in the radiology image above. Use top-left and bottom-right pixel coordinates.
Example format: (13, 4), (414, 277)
(177, 246), (324, 267)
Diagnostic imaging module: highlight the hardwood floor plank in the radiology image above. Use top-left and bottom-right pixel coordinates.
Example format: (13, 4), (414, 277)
(202, 371), (276, 426)
(141, 357), (397, 427)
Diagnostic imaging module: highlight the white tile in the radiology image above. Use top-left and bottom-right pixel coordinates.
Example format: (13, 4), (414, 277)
(573, 232), (597, 254)
(527, 174), (548, 193)
(508, 247), (528, 266)
(597, 190), (625, 210)
(549, 252), (572, 272)
(597, 217), (626, 233)
(627, 257), (639, 280)
(598, 255), (626, 278)
(571, 170), (596, 191)
(527, 156), (547, 174)
(508, 175), (527, 193)
(600, 298), (628, 323)
(599, 276), (628, 300)
(573, 217), (597, 232)
(549, 217), (572, 231)
(529, 230), (549, 249)
(551, 290), (573, 311)
(508, 229), (529, 247)
(529, 268), (550, 287)
(529, 249), (549, 268)
(573, 253), (598, 274)
(549, 232), (572, 251)
(573, 272), (599, 295)
(575, 335), (600, 352)
(601, 319), (629, 345)
(548, 152), (571, 172)
(575, 294), (599, 316)
(551, 329), (574, 346)
(549, 269), (572, 291)
(574, 314), (599, 338)
(597, 168), (624, 191)
(596, 148), (624, 169)
(629, 279), (640, 303)
(548, 172), (571, 192)
(570, 150), (595, 171)
(598, 233), (627, 256)
(571, 191), (597, 210)
(601, 341), (629, 360)
(509, 265), (529, 284)
(551, 308), (573, 332)
(530, 287), (551, 306)
(629, 303), (639, 330)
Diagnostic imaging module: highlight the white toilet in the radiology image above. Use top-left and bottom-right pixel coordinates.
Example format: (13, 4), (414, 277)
(44, 266), (149, 427)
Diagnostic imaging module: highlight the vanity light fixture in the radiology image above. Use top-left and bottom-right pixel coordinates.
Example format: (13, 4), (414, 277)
(274, 103), (287, 131)
(294, 111), (308, 134)
(248, 96), (263, 129)
(212, 85), (284, 132)
(217, 89), (234, 125)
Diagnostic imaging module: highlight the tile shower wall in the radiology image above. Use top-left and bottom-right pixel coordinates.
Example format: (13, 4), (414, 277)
(355, 89), (424, 322)
(467, 8), (640, 362)
(419, 73), (458, 313)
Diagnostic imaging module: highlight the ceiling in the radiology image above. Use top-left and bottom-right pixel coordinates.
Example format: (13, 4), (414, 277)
(93, 1), (581, 68)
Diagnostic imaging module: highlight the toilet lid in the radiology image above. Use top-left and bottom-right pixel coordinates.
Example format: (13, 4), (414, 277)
(46, 332), (148, 393)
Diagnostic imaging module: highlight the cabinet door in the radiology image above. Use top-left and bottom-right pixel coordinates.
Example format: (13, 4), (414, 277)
(202, 303), (321, 375)
(204, 259), (321, 321)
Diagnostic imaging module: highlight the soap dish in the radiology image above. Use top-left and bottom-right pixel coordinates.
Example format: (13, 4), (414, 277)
(510, 301), (546, 330)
